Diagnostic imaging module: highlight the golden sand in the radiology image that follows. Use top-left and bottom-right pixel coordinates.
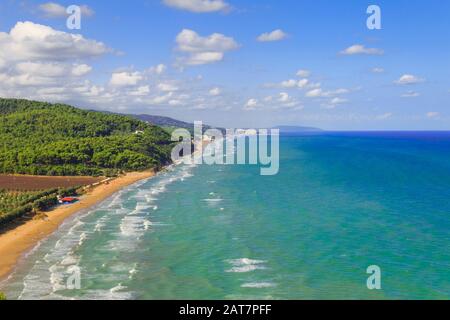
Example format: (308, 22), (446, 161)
(0, 171), (155, 281)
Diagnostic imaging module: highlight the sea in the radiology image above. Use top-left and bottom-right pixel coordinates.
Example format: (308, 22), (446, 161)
(1, 132), (449, 299)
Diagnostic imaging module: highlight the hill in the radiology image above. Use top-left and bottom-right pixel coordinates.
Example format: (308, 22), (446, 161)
(133, 114), (194, 131)
(0, 98), (174, 176)
(133, 114), (225, 134)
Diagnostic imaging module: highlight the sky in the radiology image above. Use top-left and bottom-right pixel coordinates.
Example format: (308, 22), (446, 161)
(0, 0), (449, 130)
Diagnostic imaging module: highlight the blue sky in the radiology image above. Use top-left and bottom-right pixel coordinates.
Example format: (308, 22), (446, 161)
(0, 0), (449, 130)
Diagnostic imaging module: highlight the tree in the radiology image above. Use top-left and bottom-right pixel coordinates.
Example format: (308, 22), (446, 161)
(0, 98), (174, 176)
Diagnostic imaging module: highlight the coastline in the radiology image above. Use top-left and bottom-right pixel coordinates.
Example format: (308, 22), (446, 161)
(0, 170), (156, 282)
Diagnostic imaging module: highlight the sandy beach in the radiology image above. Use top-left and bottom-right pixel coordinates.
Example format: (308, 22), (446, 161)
(0, 171), (155, 281)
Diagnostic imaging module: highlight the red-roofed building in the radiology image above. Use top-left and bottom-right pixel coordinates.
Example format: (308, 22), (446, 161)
(59, 197), (78, 204)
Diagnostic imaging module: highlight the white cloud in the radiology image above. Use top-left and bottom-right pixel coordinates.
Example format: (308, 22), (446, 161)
(110, 72), (143, 87)
(0, 60), (94, 90)
(257, 29), (288, 42)
(268, 92), (302, 110)
(305, 87), (349, 98)
(39, 2), (66, 17)
(426, 112), (439, 119)
(340, 44), (384, 55)
(280, 78), (309, 89)
(331, 97), (347, 104)
(296, 69), (311, 78)
(278, 92), (290, 102)
(280, 79), (298, 88)
(305, 88), (324, 98)
(209, 87), (221, 96)
(297, 79), (309, 88)
(163, 0), (230, 13)
(39, 2), (94, 18)
(322, 97), (348, 109)
(157, 82), (179, 92)
(175, 29), (239, 65)
(401, 91), (420, 98)
(395, 74), (424, 85)
(148, 64), (167, 75)
(0, 21), (109, 62)
(129, 85), (151, 96)
(184, 52), (224, 65)
(245, 92), (302, 111)
(145, 92), (175, 105)
(0, 51), (234, 112)
(72, 64), (92, 76)
(168, 99), (183, 106)
(244, 98), (258, 110)
(15, 62), (65, 77)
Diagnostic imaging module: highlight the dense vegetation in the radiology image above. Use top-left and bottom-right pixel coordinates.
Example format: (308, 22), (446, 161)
(0, 190), (45, 213)
(0, 98), (174, 176)
(0, 292), (6, 300)
(0, 187), (80, 226)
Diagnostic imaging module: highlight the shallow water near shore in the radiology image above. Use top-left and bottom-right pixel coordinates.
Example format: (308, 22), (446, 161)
(2, 132), (450, 299)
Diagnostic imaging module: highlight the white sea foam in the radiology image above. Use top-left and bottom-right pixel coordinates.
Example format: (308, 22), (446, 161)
(119, 216), (146, 237)
(227, 258), (266, 266)
(60, 254), (80, 266)
(225, 258), (267, 273)
(15, 161), (197, 300)
(135, 204), (152, 211)
(226, 265), (266, 273)
(241, 282), (276, 288)
(108, 192), (125, 208)
(81, 287), (134, 300)
(94, 218), (107, 232)
(203, 198), (223, 208)
(129, 264), (138, 279)
(143, 219), (152, 231)
(110, 283), (127, 293)
(78, 232), (87, 246)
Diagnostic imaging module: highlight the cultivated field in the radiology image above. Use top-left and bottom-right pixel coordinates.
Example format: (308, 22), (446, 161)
(0, 175), (102, 191)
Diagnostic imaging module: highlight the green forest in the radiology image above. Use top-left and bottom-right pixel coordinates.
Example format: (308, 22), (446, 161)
(0, 98), (174, 176)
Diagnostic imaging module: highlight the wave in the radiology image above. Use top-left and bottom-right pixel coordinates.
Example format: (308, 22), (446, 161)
(241, 282), (276, 288)
(128, 264), (138, 280)
(226, 258), (266, 266)
(11, 161), (197, 300)
(203, 198), (223, 203)
(225, 258), (268, 273)
(119, 216), (147, 237)
(80, 285), (134, 300)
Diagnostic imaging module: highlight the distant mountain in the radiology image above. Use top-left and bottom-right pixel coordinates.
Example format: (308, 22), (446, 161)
(274, 125), (323, 133)
(132, 114), (224, 134)
(132, 114), (194, 131)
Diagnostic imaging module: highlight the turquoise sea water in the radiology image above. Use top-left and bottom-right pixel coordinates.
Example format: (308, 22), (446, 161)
(1, 132), (449, 299)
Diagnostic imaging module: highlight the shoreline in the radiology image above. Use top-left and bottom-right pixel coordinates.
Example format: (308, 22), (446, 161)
(0, 170), (156, 282)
